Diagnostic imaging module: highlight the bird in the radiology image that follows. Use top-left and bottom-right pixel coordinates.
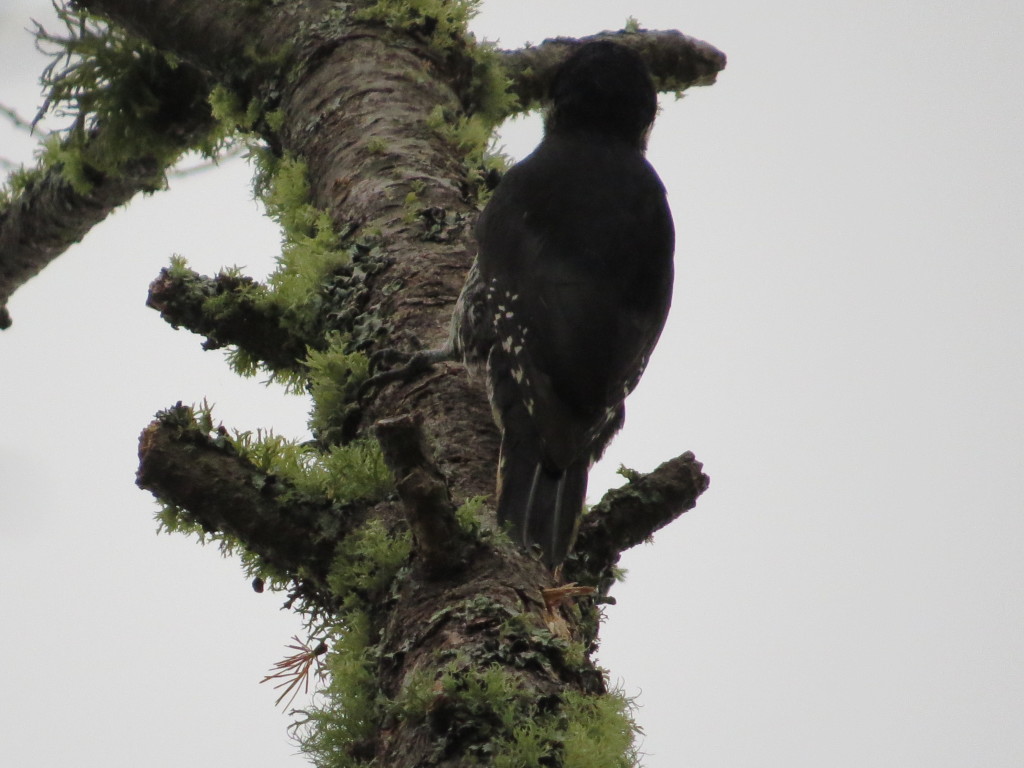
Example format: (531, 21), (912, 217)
(449, 40), (676, 566)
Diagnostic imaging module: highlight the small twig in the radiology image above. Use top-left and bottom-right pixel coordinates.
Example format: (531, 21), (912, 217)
(0, 103), (34, 133)
(260, 636), (328, 708)
(374, 414), (469, 575)
(168, 144), (245, 178)
(359, 347), (451, 397)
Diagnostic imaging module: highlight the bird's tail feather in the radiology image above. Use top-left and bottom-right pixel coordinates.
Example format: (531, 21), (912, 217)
(497, 434), (588, 567)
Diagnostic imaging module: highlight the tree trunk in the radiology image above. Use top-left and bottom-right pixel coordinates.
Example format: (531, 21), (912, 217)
(2, 1), (723, 764)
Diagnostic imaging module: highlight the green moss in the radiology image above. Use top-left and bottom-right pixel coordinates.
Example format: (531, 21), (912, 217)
(560, 689), (642, 768)
(453, 495), (489, 536)
(355, 0), (481, 48)
(223, 345), (265, 380)
(0, 164), (44, 207)
(419, 661), (538, 760)
(155, 495), (292, 588)
(616, 464), (643, 483)
(256, 152), (318, 235)
(494, 722), (551, 768)
(298, 611), (378, 768)
(165, 253), (192, 279)
(155, 499), (209, 541)
(231, 428), (393, 506)
(326, 518), (411, 611)
(32, 6), (230, 190)
(492, 687), (642, 768)
(401, 662), (639, 766)
(265, 108), (287, 133)
(441, 662), (530, 724)
(426, 103), (511, 205)
(300, 522), (414, 766)
(388, 665), (437, 725)
(208, 83), (262, 132)
(466, 42), (520, 125)
(37, 133), (94, 194)
(365, 137), (388, 155)
(305, 333), (371, 444)
(383, 594), (635, 765)
(155, 400), (392, 510)
(250, 149), (350, 332)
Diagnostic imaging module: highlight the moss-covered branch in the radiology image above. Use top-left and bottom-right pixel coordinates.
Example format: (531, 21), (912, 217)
(0, 144), (158, 329)
(568, 451), (711, 592)
(75, 0), (295, 84)
(147, 264), (312, 371)
(499, 29), (727, 115)
(0, 7), (220, 328)
(136, 402), (389, 599)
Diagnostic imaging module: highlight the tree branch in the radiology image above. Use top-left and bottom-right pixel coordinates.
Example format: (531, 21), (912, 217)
(375, 414), (470, 576)
(75, 0), (294, 82)
(0, 37), (216, 328)
(0, 149), (159, 328)
(567, 451), (710, 589)
(136, 403), (353, 596)
(147, 266), (311, 371)
(500, 29), (727, 112)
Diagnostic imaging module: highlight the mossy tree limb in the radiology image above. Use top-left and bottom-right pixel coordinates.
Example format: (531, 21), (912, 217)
(75, 0), (300, 84)
(568, 452), (712, 596)
(499, 29), (728, 112)
(0, 45), (216, 326)
(136, 403), (352, 598)
(0, 145), (162, 329)
(147, 266), (310, 368)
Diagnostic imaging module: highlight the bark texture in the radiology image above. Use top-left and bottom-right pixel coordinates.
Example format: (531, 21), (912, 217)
(9, 1), (724, 764)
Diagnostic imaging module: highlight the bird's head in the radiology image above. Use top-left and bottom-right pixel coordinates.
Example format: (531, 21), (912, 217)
(545, 40), (658, 149)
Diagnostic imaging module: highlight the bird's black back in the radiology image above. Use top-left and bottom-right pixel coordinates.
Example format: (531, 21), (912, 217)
(476, 130), (673, 468)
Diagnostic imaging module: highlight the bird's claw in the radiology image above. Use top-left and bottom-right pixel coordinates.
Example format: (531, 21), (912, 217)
(359, 347), (446, 397)
(369, 347), (415, 369)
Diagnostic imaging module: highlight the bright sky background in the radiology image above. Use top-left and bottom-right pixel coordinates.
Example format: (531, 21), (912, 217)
(2, 1), (1022, 766)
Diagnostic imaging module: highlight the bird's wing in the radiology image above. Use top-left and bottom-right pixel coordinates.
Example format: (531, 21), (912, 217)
(476, 138), (673, 468)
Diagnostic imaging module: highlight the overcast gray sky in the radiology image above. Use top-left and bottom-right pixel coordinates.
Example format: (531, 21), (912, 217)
(2, 1), (1022, 766)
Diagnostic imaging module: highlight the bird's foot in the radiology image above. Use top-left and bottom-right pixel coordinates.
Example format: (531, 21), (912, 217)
(359, 346), (450, 396)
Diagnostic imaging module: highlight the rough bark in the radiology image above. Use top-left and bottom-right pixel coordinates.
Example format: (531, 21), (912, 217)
(0, 149), (158, 328)
(9, 1), (724, 764)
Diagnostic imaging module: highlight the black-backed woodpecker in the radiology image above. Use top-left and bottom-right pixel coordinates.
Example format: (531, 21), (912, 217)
(451, 41), (675, 566)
